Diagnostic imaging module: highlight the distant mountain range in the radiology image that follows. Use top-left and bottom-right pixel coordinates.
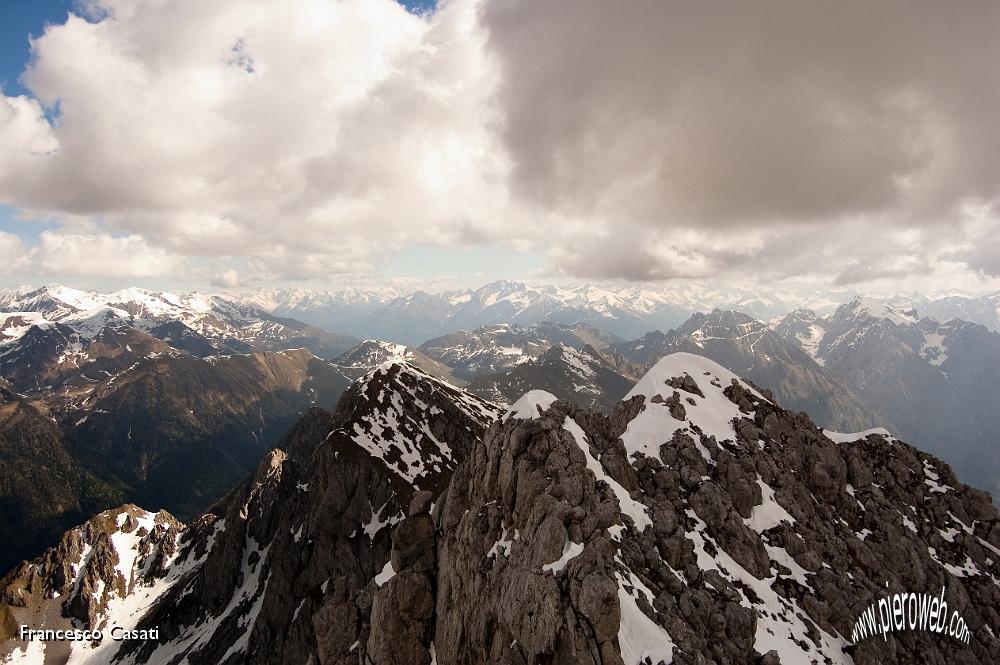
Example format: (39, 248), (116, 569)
(219, 281), (812, 343)
(222, 281), (1000, 343)
(0, 285), (357, 359)
(7, 282), (1000, 345)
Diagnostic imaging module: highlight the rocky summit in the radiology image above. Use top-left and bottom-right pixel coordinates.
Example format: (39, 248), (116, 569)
(1, 353), (999, 664)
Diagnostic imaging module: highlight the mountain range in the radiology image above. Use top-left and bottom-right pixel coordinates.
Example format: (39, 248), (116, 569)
(221, 281), (1000, 343)
(774, 298), (1000, 498)
(0, 286), (357, 360)
(1, 354), (997, 664)
(217, 281), (804, 343)
(0, 286), (361, 574)
(8, 282), (1000, 345)
(3, 281), (1000, 582)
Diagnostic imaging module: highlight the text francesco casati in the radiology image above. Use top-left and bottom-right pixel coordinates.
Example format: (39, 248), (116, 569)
(18, 626), (159, 643)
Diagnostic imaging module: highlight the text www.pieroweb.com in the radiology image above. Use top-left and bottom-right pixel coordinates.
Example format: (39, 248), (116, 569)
(851, 587), (971, 645)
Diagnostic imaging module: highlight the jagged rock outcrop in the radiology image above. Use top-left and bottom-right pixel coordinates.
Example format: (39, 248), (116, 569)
(0, 504), (183, 662)
(2, 354), (999, 665)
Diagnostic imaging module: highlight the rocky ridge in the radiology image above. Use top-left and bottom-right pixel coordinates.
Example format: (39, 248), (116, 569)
(1, 354), (998, 664)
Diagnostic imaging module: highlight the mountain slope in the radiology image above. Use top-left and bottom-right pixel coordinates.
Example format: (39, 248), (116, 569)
(418, 321), (621, 381)
(466, 343), (634, 411)
(609, 309), (882, 432)
(776, 297), (1000, 497)
(0, 311), (354, 572)
(0, 399), (123, 574)
(65, 348), (353, 518)
(2, 353), (999, 663)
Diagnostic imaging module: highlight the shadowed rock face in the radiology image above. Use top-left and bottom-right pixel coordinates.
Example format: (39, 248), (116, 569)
(2, 355), (999, 665)
(0, 399), (124, 575)
(467, 343), (634, 412)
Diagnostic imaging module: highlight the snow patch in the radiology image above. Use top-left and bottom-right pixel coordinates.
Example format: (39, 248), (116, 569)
(616, 571), (675, 665)
(506, 390), (558, 420)
(745, 478), (796, 533)
(374, 560), (396, 587)
(823, 427), (895, 444)
(542, 540), (584, 573)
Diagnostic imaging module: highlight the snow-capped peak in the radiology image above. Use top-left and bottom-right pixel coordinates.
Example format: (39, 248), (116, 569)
(623, 352), (766, 462)
(338, 340), (411, 367)
(332, 360), (500, 490)
(627, 352), (758, 402)
(505, 390), (559, 420)
(0, 311), (52, 345)
(61, 305), (136, 337)
(845, 296), (918, 326)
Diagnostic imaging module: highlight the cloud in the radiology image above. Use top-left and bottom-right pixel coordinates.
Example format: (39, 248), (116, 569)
(964, 211), (1000, 277)
(35, 231), (180, 277)
(0, 0), (998, 292)
(483, 1), (1000, 222)
(0, 96), (57, 179)
(480, 0), (1000, 287)
(210, 268), (244, 288)
(0, 0), (509, 279)
(0, 232), (32, 274)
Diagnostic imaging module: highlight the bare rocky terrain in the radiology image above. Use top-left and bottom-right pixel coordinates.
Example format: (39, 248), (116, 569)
(1, 354), (998, 664)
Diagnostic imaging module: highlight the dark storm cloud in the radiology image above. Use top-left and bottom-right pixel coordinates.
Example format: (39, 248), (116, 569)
(482, 0), (1000, 228)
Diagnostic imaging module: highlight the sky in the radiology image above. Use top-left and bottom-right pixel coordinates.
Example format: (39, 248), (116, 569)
(1, 0), (999, 298)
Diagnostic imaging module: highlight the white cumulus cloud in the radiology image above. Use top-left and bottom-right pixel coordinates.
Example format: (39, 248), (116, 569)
(0, 0), (998, 294)
(36, 231), (181, 277)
